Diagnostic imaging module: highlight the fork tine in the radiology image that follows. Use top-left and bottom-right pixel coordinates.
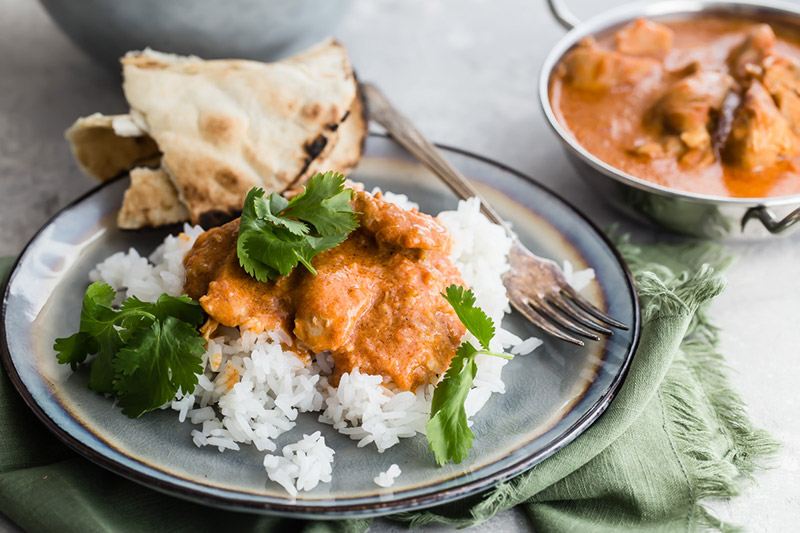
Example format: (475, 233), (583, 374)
(532, 297), (600, 341)
(546, 295), (614, 335)
(560, 286), (629, 330)
(509, 297), (585, 346)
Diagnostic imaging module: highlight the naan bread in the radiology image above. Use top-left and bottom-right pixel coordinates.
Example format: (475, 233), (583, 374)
(118, 167), (190, 229)
(65, 42), (364, 229)
(116, 92), (367, 229)
(121, 40), (357, 225)
(65, 113), (160, 181)
(72, 90), (366, 229)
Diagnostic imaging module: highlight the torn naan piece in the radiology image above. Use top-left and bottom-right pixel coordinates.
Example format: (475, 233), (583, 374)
(118, 167), (190, 229)
(80, 88), (366, 230)
(121, 41), (357, 225)
(116, 93), (367, 229)
(65, 113), (160, 182)
(117, 92), (367, 229)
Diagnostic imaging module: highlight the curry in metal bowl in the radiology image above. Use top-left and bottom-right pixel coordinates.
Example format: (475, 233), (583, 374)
(549, 15), (800, 199)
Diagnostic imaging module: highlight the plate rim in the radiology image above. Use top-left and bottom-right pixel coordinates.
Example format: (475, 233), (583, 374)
(0, 133), (641, 518)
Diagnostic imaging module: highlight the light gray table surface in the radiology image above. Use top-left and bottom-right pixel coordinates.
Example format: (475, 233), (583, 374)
(1, 0), (797, 531)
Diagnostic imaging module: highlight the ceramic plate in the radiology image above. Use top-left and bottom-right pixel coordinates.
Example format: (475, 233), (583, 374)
(1, 135), (640, 518)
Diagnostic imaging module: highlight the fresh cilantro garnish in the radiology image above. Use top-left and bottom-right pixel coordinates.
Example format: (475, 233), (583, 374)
(442, 285), (495, 349)
(237, 171), (359, 282)
(54, 282), (206, 418)
(426, 285), (513, 466)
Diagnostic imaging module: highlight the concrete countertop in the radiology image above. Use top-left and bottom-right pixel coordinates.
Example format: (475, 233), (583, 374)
(0, 0), (797, 531)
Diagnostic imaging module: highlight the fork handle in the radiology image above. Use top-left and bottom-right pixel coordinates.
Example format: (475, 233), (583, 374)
(361, 83), (515, 236)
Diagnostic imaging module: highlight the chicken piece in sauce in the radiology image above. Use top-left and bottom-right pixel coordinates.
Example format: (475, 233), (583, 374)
(645, 70), (736, 167)
(762, 55), (800, 135)
(727, 24), (776, 82)
(723, 81), (798, 170)
(183, 189), (467, 392)
(629, 136), (684, 160)
(615, 18), (674, 57)
(183, 218), (301, 335)
(351, 191), (451, 250)
(560, 37), (662, 91)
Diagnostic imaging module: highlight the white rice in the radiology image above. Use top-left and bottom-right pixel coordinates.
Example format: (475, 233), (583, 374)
(263, 431), (334, 497)
(511, 337), (544, 356)
(562, 260), (595, 292)
(374, 464), (402, 488)
(89, 196), (594, 496)
(319, 367), (432, 452)
(89, 224), (204, 303)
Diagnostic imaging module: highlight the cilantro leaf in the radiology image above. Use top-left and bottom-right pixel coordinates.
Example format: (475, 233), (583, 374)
(282, 172), (359, 235)
(78, 282), (122, 339)
(441, 285), (495, 350)
(54, 332), (98, 370)
(113, 317), (206, 418)
(236, 172), (359, 282)
(54, 282), (206, 417)
(244, 229), (350, 278)
(131, 293), (205, 326)
(66, 282), (125, 393)
(426, 285), (512, 466)
(238, 188), (272, 280)
(88, 349), (117, 394)
(84, 280), (116, 308)
(254, 194), (308, 236)
(244, 230), (310, 278)
(426, 342), (478, 466)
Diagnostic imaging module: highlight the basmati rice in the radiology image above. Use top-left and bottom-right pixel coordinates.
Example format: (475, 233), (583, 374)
(374, 464), (402, 488)
(263, 431), (334, 496)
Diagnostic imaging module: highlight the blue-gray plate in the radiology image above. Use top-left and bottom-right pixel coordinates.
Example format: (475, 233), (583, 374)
(0, 135), (640, 518)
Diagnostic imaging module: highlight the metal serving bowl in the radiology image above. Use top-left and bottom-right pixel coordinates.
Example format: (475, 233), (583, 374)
(539, 0), (800, 239)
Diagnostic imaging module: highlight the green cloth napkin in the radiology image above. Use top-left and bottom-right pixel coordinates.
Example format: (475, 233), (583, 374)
(0, 238), (777, 533)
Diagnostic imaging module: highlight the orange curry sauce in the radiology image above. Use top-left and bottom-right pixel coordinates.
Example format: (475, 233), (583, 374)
(183, 189), (466, 391)
(550, 17), (800, 198)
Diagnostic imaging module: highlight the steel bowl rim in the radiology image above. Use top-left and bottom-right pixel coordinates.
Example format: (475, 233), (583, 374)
(539, 0), (800, 208)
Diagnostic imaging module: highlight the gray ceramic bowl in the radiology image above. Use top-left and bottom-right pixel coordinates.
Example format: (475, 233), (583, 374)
(38, 0), (352, 71)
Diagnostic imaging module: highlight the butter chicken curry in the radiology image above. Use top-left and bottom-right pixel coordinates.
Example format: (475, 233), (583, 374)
(550, 17), (800, 198)
(184, 188), (466, 392)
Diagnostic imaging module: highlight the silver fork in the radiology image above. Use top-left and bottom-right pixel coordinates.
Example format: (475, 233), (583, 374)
(361, 83), (628, 346)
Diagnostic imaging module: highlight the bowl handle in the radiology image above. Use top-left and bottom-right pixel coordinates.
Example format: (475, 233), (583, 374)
(547, 0), (581, 31)
(741, 206), (800, 234)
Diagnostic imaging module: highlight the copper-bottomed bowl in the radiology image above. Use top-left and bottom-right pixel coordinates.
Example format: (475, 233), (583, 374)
(539, 0), (800, 239)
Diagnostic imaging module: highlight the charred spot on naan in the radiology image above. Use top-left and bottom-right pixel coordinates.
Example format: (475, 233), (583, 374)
(301, 101), (344, 125)
(199, 209), (239, 229)
(199, 113), (246, 146)
(304, 134), (329, 160)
